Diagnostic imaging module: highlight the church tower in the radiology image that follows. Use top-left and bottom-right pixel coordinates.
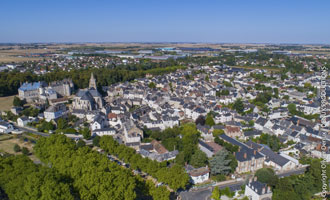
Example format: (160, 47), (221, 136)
(89, 73), (97, 89)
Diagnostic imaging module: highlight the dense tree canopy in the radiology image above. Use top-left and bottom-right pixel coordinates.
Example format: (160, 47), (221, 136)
(0, 64), (184, 97)
(99, 135), (189, 191)
(0, 155), (74, 200)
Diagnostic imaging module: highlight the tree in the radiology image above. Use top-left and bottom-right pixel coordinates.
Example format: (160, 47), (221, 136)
(233, 99), (244, 113)
(13, 96), (24, 107)
(255, 168), (278, 187)
(13, 144), (21, 152)
(80, 127), (91, 140)
(21, 147), (29, 155)
(148, 82), (156, 89)
(93, 136), (100, 147)
(211, 187), (221, 200)
(248, 120), (254, 127)
(213, 129), (224, 137)
(57, 118), (67, 130)
(205, 113), (215, 126)
(288, 103), (297, 115)
(210, 149), (232, 175)
(195, 115), (205, 126)
(190, 150), (208, 168)
(76, 139), (86, 148)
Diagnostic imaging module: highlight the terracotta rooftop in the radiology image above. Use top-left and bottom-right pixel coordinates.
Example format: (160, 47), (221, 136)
(151, 140), (168, 154)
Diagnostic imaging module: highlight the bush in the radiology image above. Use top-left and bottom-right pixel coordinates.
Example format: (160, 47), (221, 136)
(21, 147), (29, 155)
(13, 144), (21, 152)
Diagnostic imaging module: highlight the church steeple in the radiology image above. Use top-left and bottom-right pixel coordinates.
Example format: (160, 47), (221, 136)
(89, 73), (97, 89)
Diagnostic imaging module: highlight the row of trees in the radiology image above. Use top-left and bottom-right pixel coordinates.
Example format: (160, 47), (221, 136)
(99, 135), (190, 191)
(0, 64), (184, 97)
(33, 134), (169, 199)
(0, 155), (74, 200)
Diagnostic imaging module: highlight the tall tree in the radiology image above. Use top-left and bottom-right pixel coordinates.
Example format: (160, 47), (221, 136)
(190, 150), (208, 168)
(210, 149), (232, 175)
(233, 98), (244, 113)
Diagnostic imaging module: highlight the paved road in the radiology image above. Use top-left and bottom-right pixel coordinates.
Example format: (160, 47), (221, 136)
(276, 167), (307, 178)
(180, 181), (244, 200)
(14, 124), (50, 137)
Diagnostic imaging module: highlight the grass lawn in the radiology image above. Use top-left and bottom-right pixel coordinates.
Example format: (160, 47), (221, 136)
(0, 95), (15, 111)
(0, 136), (41, 163)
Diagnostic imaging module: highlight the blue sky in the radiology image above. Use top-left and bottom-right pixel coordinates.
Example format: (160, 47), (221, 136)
(0, 0), (329, 43)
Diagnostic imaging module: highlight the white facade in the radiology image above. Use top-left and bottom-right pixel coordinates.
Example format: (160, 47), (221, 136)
(0, 122), (14, 134)
(191, 173), (209, 184)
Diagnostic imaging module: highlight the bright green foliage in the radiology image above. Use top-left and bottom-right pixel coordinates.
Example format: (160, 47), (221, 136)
(214, 137), (239, 153)
(254, 133), (282, 152)
(34, 134), (138, 200)
(100, 136), (189, 191)
(190, 150), (208, 168)
(213, 129), (224, 137)
(37, 121), (55, 132)
(80, 127), (91, 139)
(0, 155), (74, 200)
(22, 107), (39, 117)
(211, 187), (221, 200)
(205, 113), (215, 126)
(56, 118), (67, 130)
(221, 187), (235, 198)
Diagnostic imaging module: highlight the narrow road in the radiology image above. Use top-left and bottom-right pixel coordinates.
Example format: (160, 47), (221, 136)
(180, 180), (245, 200)
(13, 124), (50, 137)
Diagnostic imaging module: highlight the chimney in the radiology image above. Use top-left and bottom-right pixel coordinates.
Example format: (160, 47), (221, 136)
(249, 177), (253, 184)
(262, 187), (266, 194)
(254, 150), (256, 155)
(233, 152), (236, 156)
(267, 186), (271, 193)
(254, 176), (257, 181)
(297, 120), (300, 126)
(238, 148), (240, 152)
(244, 153), (247, 159)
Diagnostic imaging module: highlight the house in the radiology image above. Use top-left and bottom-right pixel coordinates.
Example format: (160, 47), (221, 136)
(92, 128), (116, 137)
(243, 130), (262, 140)
(90, 115), (105, 131)
(10, 107), (23, 115)
(184, 165), (210, 184)
(254, 117), (273, 132)
(245, 178), (272, 200)
(18, 81), (47, 102)
(198, 140), (223, 158)
(225, 126), (242, 138)
(44, 104), (67, 122)
(139, 141), (179, 162)
(123, 120), (143, 149)
(246, 141), (297, 171)
(17, 117), (31, 127)
(197, 124), (213, 141)
(0, 121), (14, 134)
(219, 134), (264, 173)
